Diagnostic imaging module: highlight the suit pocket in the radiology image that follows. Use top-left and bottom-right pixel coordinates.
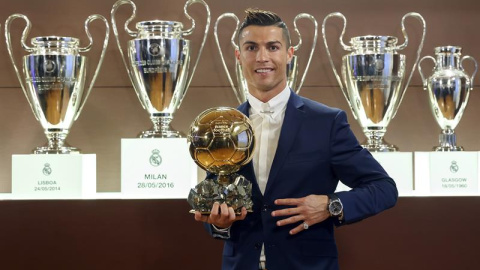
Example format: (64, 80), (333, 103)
(301, 240), (338, 257)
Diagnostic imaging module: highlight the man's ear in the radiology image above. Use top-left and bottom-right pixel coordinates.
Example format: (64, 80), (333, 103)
(235, 49), (241, 64)
(287, 46), (294, 64)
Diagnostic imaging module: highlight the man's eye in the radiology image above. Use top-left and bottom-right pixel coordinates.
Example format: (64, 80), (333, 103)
(269, 46), (279, 51)
(246, 45), (256, 51)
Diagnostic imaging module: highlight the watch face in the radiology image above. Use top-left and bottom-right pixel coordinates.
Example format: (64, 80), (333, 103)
(329, 200), (343, 216)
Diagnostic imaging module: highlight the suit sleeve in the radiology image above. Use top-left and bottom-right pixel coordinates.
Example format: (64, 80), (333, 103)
(329, 110), (398, 226)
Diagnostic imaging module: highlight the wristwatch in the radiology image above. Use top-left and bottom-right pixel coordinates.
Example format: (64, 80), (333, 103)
(327, 194), (343, 217)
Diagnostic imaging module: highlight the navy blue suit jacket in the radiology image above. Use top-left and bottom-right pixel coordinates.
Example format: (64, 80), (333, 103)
(206, 91), (398, 270)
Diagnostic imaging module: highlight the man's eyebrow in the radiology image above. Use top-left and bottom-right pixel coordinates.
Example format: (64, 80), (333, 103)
(266, 41), (282, 46)
(242, 41), (258, 46)
(241, 40), (283, 46)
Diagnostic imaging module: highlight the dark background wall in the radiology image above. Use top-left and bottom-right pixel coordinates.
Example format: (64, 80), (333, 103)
(0, 0), (479, 269)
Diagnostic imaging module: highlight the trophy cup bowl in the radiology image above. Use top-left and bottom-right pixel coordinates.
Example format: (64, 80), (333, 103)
(5, 14), (109, 154)
(111, 0), (210, 138)
(323, 12), (426, 152)
(418, 46), (478, 151)
(187, 107), (255, 214)
(214, 12), (317, 104)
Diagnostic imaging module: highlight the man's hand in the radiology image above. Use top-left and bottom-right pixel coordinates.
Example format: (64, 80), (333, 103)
(271, 195), (330, 235)
(194, 202), (247, 229)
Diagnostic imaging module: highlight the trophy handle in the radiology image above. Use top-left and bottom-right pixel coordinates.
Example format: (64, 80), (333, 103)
(75, 14), (110, 120)
(111, 0), (146, 110)
(4, 14), (39, 120)
(214, 13), (243, 104)
(180, 0), (211, 107)
(322, 12), (356, 119)
(461, 56), (478, 89)
(292, 13), (318, 94)
(417, 56), (436, 91)
(392, 12), (426, 118)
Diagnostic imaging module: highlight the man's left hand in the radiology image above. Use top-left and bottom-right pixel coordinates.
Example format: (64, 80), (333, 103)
(272, 195), (330, 235)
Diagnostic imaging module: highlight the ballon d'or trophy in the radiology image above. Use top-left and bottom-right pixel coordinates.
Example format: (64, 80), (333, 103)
(418, 46), (478, 151)
(187, 107), (255, 214)
(214, 13), (317, 104)
(5, 14), (109, 154)
(322, 12), (426, 151)
(111, 0), (210, 138)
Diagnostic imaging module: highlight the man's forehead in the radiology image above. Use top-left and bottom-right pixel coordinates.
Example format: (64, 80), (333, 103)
(239, 25), (285, 44)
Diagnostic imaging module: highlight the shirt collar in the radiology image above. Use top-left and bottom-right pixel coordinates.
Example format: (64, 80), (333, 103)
(248, 86), (290, 118)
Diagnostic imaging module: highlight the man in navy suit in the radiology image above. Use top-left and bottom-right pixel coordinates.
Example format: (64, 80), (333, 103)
(194, 8), (398, 270)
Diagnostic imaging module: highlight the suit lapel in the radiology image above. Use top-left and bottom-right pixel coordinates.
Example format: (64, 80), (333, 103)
(237, 102), (263, 198)
(264, 92), (305, 198)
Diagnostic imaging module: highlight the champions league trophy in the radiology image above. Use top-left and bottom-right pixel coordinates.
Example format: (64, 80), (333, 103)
(322, 12), (426, 151)
(187, 107), (255, 214)
(5, 14), (109, 154)
(111, 0), (210, 138)
(214, 13), (318, 104)
(418, 46), (478, 151)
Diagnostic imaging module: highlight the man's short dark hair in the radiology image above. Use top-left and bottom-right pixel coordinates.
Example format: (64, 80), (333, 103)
(238, 8), (291, 48)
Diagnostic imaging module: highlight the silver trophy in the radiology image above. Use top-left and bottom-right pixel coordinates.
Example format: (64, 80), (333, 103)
(322, 12), (426, 151)
(214, 13), (318, 104)
(111, 0), (210, 138)
(418, 46), (478, 151)
(5, 14), (109, 154)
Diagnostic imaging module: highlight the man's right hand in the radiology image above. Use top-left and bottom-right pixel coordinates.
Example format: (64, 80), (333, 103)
(194, 202), (247, 229)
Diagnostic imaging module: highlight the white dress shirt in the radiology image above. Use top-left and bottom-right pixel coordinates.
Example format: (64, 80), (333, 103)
(248, 86), (290, 265)
(248, 87), (290, 194)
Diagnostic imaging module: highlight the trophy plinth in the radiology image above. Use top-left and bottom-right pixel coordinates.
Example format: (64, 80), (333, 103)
(187, 107), (255, 214)
(34, 130), (80, 154)
(434, 129), (464, 152)
(362, 129), (398, 152)
(138, 115), (184, 138)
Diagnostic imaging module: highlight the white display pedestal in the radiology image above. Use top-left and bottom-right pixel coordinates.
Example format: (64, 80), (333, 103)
(414, 152), (479, 196)
(12, 154), (96, 199)
(121, 138), (197, 199)
(335, 152), (414, 196)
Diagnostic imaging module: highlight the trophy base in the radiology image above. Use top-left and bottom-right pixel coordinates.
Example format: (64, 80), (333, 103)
(187, 174), (253, 214)
(188, 209), (253, 215)
(34, 137), (80, 154)
(361, 140), (398, 152)
(33, 146), (80, 154)
(434, 130), (463, 151)
(138, 130), (184, 138)
(139, 115), (185, 138)
(433, 146), (464, 152)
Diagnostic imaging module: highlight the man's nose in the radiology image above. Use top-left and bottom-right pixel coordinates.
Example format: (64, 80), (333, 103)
(256, 48), (269, 62)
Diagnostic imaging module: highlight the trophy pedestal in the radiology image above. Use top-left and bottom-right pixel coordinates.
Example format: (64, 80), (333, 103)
(361, 130), (398, 152)
(433, 131), (464, 151)
(11, 154), (96, 199)
(335, 152), (413, 195)
(188, 174), (253, 214)
(415, 152), (479, 196)
(121, 138), (197, 199)
(138, 115), (185, 138)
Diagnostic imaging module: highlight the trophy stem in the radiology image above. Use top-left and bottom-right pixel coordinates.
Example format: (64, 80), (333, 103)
(362, 129), (398, 152)
(34, 129), (80, 154)
(435, 128), (463, 151)
(139, 115), (184, 138)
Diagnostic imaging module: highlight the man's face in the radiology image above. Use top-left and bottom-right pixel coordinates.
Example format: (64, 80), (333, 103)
(235, 25), (293, 101)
